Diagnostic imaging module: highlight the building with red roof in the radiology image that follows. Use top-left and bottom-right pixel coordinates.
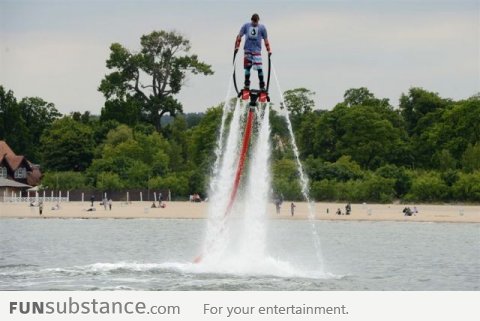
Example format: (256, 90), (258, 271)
(0, 140), (42, 189)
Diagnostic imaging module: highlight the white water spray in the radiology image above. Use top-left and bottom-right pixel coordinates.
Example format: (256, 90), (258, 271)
(272, 64), (325, 272)
(209, 69), (235, 191)
(240, 103), (271, 260)
(203, 99), (245, 260)
(197, 62), (326, 277)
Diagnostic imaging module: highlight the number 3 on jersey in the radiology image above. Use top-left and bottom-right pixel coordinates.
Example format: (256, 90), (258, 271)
(248, 26), (258, 39)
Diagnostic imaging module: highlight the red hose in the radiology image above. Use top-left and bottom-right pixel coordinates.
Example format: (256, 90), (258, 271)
(224, 109), (254, 216)
(193, 108), (255, 263)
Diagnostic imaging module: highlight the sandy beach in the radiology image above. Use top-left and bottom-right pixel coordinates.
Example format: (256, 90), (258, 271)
(0, 201), (478, 223)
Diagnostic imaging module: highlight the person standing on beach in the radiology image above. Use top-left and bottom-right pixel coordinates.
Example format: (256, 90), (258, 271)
(290, 202), (296, 216)
(345, 202), (351, 215)
(90, 194), (95, 207)
(39, 202), (43, 216)
(275, 199), (281, 214)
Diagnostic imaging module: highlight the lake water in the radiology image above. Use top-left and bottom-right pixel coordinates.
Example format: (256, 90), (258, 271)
(0, 219), (478, 290)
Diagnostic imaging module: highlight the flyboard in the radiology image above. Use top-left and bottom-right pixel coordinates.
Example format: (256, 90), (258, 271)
(193, 51), (271, 263)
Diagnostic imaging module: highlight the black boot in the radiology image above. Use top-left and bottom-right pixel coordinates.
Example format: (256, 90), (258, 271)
(259, 69), (265, 90)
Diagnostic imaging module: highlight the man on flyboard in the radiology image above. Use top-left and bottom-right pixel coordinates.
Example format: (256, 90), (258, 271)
(235, 13), (272, 91)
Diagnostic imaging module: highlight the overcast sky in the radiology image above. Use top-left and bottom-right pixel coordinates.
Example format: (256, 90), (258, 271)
(1, 0), (479, 114)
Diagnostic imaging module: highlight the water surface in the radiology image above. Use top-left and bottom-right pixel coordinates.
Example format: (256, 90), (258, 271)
(0, 219), (478, 290)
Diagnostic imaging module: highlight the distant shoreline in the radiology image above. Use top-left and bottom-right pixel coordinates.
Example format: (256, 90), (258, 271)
(0, 201), (478, 223)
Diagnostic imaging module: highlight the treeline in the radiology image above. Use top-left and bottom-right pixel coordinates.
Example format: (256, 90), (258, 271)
(274, 87), (480, 203)
(1, 84), (221, 198)
(1, 84), (479, 202)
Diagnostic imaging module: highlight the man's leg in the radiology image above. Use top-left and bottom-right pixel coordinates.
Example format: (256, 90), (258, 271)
(244, 52), (252, 89)
(244, 66), (251, 89)
(252, 52), (265, 90)
(258, 68), (265, 90)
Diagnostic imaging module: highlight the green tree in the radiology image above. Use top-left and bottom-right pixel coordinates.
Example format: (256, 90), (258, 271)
(296, 111), (321, 158)
(96, 172), (124, 190)
(42, 171), (89, 190)
(407, 95), (479, 169)
(433, 149), (457, 171)
(17, 97), (61, 161)
(282, 88), (315, 116)
(272, 159), (302, 200)
(343, 87), (390, 108)
(188, 105), (223, 170)
(462, 143), (480, 172)
(356, 174), (396, 203)
(148, 173), (189, 198)
(311, 179), (337, 201)
(100, 97), (142, 126)
(0, 86), (28, 154)
(405, 172), (449, 202)
(308, 105), (348, 161)
(375, 164), (411, 197)
(452, 171), (480, 201)
(99, 30), (213, 131)
(92, 119), (121, 146)
(399, 87), (449, 136)
(124, 161), (151, 188)
(336, 106), (405, 169)
(441, 169), (459, 187)
(329, 156), (364, 180)
(103, 124), (134, 147)
(306, 156), (364, 182)
(87, 124), (172, 189)
(40, 117), (95, 171)
(160, 116), (193, 173)
(71, 111), (92, 124)
(269, 109), (290, 160)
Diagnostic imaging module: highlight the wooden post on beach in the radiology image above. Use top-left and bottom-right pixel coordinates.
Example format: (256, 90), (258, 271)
(59, 190), (62, 202)
(127, 191), (129, 203)
(168, 189), (171, 201)
(51, 190), (53, 201)
(27, 191), (30, 204)
(154, 192), (157, 203)
(43, 190), (45, 202)
(140, 192), (143, 202)
(67, 191), (70, 202)
(81, 193), (84, 203)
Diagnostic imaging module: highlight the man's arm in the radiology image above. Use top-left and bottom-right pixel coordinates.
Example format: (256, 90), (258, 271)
(235, 24), (247, 51)
(235, 35), (242, 51)
(264, 39), (271, 54)
(262, 26), (271, 53)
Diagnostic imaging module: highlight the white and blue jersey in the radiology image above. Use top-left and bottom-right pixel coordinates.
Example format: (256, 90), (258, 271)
(238, 22), (268, 53)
